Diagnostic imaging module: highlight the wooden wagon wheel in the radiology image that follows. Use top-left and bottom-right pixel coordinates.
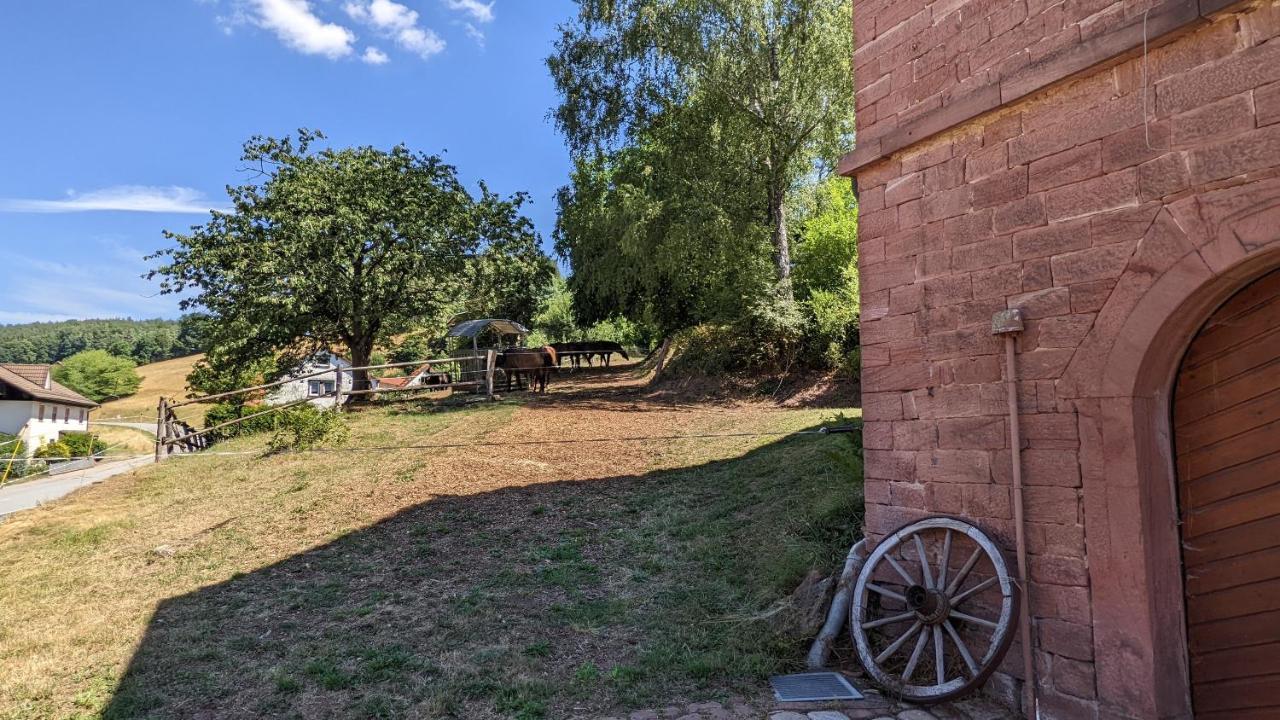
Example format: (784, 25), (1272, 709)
(849, 516), (1018, 705)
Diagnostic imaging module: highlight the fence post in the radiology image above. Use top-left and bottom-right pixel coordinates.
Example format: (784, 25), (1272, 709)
(485, 349), (496, 400)
(334, 367), (344, 411)
(154, 397), (167, 462)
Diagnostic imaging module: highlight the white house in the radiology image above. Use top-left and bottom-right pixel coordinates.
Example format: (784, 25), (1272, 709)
(0, 364), (98, 454)
(266, 352), (353, 408)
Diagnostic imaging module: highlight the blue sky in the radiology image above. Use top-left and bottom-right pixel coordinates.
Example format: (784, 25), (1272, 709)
(0, 0), (576, 324)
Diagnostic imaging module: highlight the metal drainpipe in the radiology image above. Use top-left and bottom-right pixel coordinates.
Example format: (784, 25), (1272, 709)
(991, 308), (1037, 719)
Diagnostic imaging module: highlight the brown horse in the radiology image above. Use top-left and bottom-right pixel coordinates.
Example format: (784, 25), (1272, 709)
(550, 341), (630, 368)
(497, 346), (558, 393)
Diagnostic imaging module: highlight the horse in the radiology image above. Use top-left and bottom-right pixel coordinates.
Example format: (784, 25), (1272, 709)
(550, 341), (586, 369)
(582, 341), (629, 367)
(550, 341), (630, 369)
(497, 346), (558, 393)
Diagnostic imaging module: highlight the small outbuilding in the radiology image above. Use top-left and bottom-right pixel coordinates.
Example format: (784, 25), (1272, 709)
(445, 318), (530, 354)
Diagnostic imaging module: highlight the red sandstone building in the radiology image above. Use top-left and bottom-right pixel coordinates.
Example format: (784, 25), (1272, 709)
(841, 1), (1280, 717)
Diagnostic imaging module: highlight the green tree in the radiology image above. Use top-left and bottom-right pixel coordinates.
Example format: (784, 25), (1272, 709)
(150, 130), (551, 391)
(52, 350), (142, 402)
(554, 117), (773, 336)
(791, 175), (858, 302)
(549, 0), (853, 298)
(532, 276), (579, 342)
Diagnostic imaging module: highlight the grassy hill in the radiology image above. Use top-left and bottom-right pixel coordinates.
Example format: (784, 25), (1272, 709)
(0, 367), (862, 719)
(97, 354), (204, 425)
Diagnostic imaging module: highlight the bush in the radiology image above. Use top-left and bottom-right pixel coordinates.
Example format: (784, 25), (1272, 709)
(0, 433), (38, 479)
(62, 432), (109, 458)
(204, 403), (282, 441)
(805, 286), (860, 380)
(665, 296), (809, 377)
(268, 406), (349, 452)
(34, 440), (72, 460)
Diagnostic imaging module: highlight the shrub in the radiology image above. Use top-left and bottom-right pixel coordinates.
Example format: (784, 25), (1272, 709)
(268, 406), (349, 452)
(203, 403), (281, 441)
(0, 433), (39, 479)
(665, 296), (809, 377)
(61, 432), (108, 458)
(805, 287), (860, 380)
(34, 440), (72, 459)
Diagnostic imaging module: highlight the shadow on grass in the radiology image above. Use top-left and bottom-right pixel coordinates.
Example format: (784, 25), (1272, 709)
(105, 426), (863, 720)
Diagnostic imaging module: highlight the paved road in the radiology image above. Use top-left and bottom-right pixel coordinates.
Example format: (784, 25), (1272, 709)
(0, 455), (154, 517)
(95, 421), (159, 434)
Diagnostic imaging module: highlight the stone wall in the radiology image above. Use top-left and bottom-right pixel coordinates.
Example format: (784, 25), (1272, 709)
(849, 3), (1280, 718)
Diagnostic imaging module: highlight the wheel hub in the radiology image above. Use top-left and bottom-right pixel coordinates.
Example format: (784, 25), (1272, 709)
(906, 584), (951, 625)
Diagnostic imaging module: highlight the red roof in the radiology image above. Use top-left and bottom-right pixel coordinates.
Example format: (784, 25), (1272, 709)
(0, 364), (98, 408)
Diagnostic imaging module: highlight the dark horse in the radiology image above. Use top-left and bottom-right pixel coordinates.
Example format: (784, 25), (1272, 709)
(549, 341), (630, 368)
(497, 346), (557, 393)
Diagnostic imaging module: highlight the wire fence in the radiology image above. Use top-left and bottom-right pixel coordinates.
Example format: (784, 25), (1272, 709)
(5, 425), (860, 465)
(154, 353), (500, 460)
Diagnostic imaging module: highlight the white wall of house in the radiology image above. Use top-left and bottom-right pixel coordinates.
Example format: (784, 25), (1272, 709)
(0, 400), (90, 454)
(266, 355), (353, 409)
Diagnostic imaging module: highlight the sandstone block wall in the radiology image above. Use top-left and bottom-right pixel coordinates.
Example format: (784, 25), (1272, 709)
(850, 3), (1280, 717)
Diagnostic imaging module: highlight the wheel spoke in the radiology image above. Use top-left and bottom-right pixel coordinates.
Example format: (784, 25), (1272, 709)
(885, 553), (917, 586)
(913, 533), (934, 589)
(862, 611), (915, 630)
(950, 610), (999, 630)
(875, 620), (923, 665)
(866, 583), (906, 603)
(937, 529), (953, 591)
(945, 546), (983, 596)
(933, 626), (946, 685)
(951, 576), (999, 606)
(944, 620), (979, 676)
(902, 624), (930, 680)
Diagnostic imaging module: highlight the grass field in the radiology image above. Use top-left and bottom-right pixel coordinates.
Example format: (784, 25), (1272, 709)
(97, 354), (204, 425)
(91, 426), (157, 457)
(0, 365), (862, 719)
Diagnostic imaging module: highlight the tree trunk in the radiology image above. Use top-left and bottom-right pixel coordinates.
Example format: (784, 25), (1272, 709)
(349, 338), (374, 394)
(769, 181), (794, 301)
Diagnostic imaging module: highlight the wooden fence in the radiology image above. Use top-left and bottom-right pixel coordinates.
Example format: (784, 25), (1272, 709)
(155, 351), (498, 461)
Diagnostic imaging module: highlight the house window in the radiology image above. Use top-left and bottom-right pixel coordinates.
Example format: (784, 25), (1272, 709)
(307, 380), (336, 397)
(38, 404), (45, 421)
(79, 409), (85, 423)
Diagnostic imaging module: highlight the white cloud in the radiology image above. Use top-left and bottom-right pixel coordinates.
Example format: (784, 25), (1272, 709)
(463, 22), (485, 47)
(0, 186), (226, 214)
(345, 0), (445, 59)
(0, 252), (181, 322)
(252, 0), (356, 59)
(0, 310), (77, 324)
(362, 46), (390, 64)
(444, 0), (493, 24)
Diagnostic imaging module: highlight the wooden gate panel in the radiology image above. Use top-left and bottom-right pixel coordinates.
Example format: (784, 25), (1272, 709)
(1174, 267), (1280, 717)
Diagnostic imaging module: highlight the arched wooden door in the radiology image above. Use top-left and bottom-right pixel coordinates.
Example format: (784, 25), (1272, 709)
(1173, 267), (1280, 719)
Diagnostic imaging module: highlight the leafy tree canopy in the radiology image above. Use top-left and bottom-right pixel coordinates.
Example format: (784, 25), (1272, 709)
(549, 0), (853, 293)
(151, 130), (553, 390)
(52, 350), (142, 402)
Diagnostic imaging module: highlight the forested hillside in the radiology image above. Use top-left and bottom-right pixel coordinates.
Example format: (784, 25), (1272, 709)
(0, 317), (203, 365)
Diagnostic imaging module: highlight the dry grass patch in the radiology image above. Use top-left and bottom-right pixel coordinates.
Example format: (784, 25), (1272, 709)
(91, 426), (156, 456)
(97, 354), (204, 425)
(0, 366), (861, 719)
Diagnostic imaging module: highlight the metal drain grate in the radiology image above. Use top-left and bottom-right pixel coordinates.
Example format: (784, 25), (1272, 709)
(769, 672), (864, 702)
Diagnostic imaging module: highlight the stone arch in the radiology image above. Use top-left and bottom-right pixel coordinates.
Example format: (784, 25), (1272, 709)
(1074, 180), (1280, 719)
